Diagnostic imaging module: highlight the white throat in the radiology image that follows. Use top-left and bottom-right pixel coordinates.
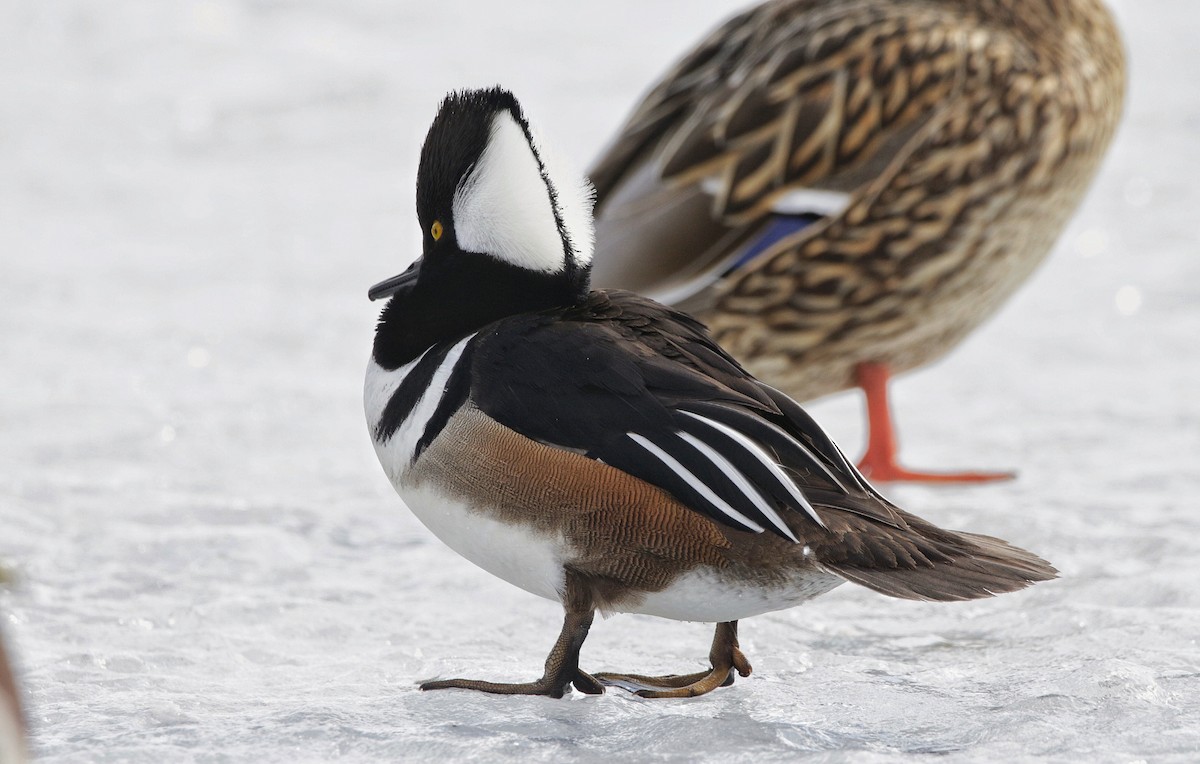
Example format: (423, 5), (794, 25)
(452, 111), (594, 273)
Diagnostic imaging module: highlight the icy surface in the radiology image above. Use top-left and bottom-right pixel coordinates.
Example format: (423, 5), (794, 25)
(1, 1), (1197, 761)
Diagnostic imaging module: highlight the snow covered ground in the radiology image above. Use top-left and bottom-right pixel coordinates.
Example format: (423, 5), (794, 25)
(1, 0), (1197, 761)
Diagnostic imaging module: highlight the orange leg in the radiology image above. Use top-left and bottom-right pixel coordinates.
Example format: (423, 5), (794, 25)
(855, 362), (1014, 483)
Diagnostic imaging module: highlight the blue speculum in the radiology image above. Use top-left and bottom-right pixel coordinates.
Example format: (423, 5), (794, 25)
(723, 214), (821, 276)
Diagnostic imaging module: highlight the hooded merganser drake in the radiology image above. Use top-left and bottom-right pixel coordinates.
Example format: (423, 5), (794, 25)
(364, 88), (1056, 698)
(588, 0), (1125, 483)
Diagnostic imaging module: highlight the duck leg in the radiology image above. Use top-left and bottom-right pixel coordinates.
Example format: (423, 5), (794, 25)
(421, 574), (604, 697)
(595, 621), (752, 698)
(855, 362), (1014, 483)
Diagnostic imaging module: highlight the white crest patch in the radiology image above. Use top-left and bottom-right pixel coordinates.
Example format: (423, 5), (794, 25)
(532, 124), (595, 266)
(452, 111), (594, 273)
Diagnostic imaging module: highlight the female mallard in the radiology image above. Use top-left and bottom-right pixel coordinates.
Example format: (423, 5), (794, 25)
(588, 0), (1125, 482)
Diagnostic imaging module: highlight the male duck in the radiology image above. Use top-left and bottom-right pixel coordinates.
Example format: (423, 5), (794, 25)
(364, 88), (1055, 698)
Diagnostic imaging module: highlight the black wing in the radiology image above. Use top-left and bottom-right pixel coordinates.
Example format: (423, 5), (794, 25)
(468, 290), (903, 541)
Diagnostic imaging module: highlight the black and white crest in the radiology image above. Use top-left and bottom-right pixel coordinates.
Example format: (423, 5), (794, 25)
(418, 88), (594, 277)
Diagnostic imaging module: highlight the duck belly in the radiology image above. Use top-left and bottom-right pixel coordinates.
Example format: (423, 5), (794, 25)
(396, 481), (566, 605)
(618, 567), (843, 623)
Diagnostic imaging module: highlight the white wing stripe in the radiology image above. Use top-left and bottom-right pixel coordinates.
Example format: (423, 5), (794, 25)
(679, 410), (825, 528)
(754, 417), (844, 488)
(678, 431), (799, 542)
(627, 432), (766, 534)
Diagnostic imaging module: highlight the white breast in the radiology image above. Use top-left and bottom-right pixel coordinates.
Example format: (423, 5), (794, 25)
(394, 481), (566, 604)
(364, 335), (474, 483)
(364, 340), (566, 604)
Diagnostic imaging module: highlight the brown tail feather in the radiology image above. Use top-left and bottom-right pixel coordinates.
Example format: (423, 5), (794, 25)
(823, 530), (1057, 602)
(809, 502), (1057, 602)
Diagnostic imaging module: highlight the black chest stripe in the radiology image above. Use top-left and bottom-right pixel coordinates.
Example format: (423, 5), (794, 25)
(414, 341), (475, 461)
(375, 344), (454, 443)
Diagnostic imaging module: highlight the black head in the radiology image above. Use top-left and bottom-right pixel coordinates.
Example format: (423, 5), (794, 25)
(369, 88), (596, 368)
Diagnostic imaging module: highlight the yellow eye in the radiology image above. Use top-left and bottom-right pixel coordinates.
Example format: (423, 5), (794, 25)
(430, 220), (444, 241)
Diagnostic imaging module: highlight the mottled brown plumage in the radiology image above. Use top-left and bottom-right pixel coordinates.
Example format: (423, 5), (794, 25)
(590, 0), (1125, 411)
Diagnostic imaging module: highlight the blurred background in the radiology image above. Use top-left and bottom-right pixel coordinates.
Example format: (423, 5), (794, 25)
(1, 1), (1196, 761)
